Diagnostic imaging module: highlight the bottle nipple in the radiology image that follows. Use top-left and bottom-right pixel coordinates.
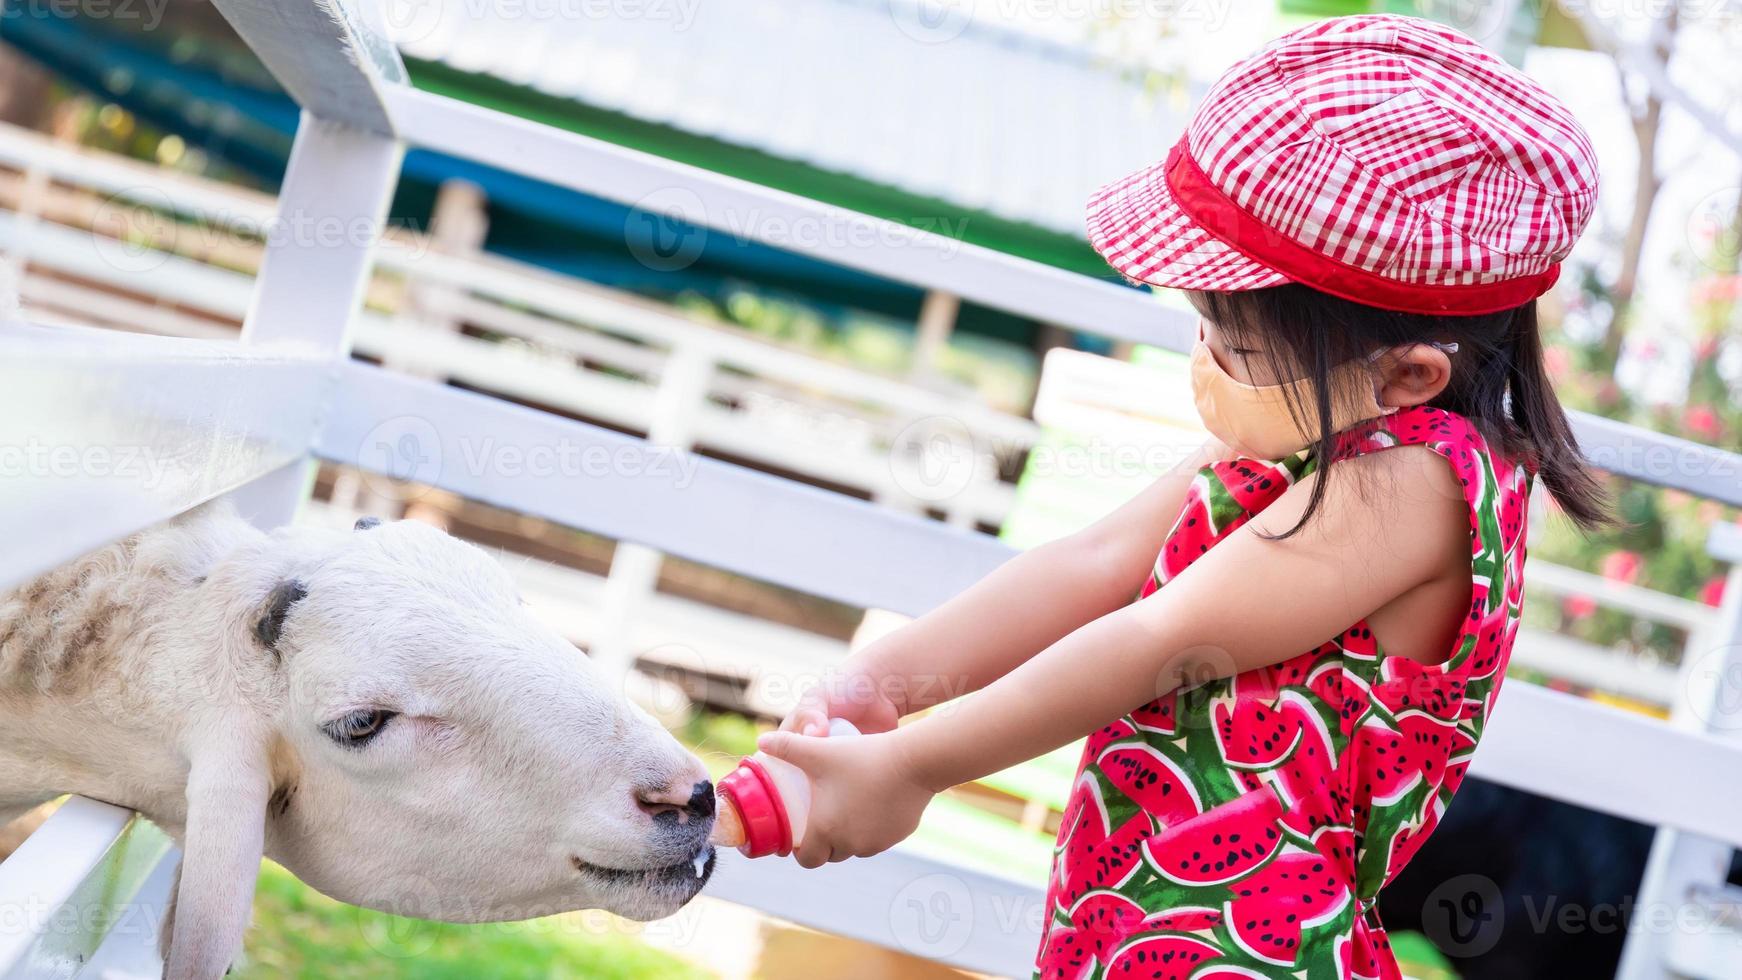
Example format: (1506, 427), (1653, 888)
(710, 718), (860, 857)
(712, 797), (747, 849)
(711, 755), (792, 857)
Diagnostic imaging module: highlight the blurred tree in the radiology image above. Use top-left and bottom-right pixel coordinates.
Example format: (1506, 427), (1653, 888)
(1532, 157), (1740, 665)
(0, 47), (51, 130)
(1601, 1), (1680, 369)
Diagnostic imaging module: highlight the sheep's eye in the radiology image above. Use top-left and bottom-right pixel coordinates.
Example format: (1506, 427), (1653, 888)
(322, 709), (397, 748)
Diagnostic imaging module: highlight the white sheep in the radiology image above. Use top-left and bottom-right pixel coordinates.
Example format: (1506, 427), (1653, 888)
(0, 503), (717, 979)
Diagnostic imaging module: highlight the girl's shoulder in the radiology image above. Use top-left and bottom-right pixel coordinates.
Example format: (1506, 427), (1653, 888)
(1328, 406), (1533, 573)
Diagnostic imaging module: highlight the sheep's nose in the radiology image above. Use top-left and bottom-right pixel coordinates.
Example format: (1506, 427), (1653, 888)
(636, 779), (715, 826)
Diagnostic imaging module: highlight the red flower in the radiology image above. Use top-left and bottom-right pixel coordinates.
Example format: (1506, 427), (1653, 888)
(1600, 550), (1643, 585)
(1700, 576), (1727, 609)
(1563, 594), (1599, 619)
(1684, 405), (1724, 442)
(1543, 346), (1570, 379)
(1693, 275), (1742, 304)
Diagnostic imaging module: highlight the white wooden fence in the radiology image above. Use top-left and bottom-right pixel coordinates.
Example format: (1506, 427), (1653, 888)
(0, 117), (1031, 534)
(1, 3), (1741, 977)
(0, 117), (1709, 711)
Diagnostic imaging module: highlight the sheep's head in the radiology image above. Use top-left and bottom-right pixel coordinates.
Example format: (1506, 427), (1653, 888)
(164, 515), (714, 977)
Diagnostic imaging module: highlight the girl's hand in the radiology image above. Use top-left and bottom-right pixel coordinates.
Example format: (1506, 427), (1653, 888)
(779, 661), (905, 736)
(756, 729), (935, 868)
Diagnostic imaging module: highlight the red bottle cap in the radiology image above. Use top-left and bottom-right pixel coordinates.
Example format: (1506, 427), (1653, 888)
(717, 757), (793, 858)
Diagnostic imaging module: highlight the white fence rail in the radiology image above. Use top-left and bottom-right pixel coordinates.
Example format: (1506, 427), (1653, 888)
(0, 324), (331, 589)
(3, 3), (1742, 978)
(0, 119), (1708, 706)
(0, 798), (172, 980)
(0, 118), (1031, 531)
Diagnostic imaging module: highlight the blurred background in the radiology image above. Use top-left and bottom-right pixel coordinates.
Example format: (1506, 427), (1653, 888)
(0, 0), (1737, 977)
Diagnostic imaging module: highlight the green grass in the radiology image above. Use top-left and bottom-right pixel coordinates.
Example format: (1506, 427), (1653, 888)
(1392, 930), (1459, 980)
(239, 862), (713, 980)
(680, 708), (763, 779)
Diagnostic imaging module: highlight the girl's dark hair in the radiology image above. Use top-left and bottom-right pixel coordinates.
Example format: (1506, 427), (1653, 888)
(1185, 283), (1611, 537)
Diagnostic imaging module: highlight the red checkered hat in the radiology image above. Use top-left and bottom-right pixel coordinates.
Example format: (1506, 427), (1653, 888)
(1088, 14), (1599, 315)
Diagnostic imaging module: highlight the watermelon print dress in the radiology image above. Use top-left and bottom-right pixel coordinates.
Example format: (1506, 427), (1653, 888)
(1034, 405), (1532, 980)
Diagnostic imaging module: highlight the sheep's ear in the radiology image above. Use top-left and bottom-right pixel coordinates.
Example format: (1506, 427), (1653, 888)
(353, 516), (382, 531)
(253, 581), (306, 654)
(162, 737), (271, 979)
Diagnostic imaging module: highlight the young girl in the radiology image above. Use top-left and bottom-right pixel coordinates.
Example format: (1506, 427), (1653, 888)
(756, 14), (1607, 978)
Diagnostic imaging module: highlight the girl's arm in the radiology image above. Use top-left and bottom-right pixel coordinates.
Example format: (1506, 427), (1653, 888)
(760, 446), (1468, 866)
(782, 436), (1231, 735)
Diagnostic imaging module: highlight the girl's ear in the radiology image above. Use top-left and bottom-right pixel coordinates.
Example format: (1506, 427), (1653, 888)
(1375, 344), (1453, 409)
(161, 734), (273, 980)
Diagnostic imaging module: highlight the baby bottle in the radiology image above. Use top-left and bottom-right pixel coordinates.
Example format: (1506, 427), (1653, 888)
(711, 717), (860, 857)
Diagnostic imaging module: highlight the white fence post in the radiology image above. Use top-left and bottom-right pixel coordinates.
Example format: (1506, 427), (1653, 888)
(1618, 523), (1742, 980)
(385, 179), (488, 384)
(910, 288), (959, 381)
(223, 113), (403, 529)
(210, 0), (406, 530)
(591, 342), (716, 678)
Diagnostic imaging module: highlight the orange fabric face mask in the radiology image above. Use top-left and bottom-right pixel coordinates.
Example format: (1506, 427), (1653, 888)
(1188, 331), (1454, 460)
